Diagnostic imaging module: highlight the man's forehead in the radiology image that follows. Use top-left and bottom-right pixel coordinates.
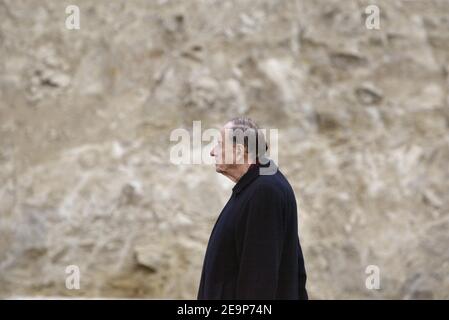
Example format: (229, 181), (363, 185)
(223, 121), (234, 129)
(219, 122), (234, 138)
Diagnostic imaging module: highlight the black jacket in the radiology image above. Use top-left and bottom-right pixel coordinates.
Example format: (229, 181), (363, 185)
(197, 161), (308, 300)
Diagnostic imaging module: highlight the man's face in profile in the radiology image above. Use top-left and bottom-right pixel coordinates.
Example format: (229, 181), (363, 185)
(210, 123), (234, 173)
(210, 122), (241, 175)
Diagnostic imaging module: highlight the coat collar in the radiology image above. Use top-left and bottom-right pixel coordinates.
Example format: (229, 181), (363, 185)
(232, 158), (275, 195)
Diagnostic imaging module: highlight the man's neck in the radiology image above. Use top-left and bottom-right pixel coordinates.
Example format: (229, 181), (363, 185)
(225, 163), (253, 183)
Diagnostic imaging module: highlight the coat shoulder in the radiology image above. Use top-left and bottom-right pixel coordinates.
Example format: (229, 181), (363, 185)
(252, 171), (290, 200)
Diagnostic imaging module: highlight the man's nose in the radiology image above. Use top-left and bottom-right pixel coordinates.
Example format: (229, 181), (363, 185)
(210, 146), (215, 157)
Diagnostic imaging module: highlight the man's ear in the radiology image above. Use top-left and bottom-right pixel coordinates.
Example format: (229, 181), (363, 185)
(235, 144), (246, 164)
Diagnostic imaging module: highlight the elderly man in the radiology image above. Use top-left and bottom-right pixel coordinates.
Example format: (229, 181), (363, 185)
(197, 117), (308, 300)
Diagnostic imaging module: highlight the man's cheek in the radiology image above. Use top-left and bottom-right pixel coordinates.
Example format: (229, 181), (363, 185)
(215, 152), (223, 164)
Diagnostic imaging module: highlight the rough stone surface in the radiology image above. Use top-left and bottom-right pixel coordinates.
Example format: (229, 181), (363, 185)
(0, 0), (448, 299)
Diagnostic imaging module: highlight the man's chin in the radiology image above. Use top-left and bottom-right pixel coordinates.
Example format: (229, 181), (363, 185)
(215, 165), (225, 174)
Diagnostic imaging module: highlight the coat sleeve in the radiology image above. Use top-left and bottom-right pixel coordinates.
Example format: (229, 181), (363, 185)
(235, 183), (285, 299)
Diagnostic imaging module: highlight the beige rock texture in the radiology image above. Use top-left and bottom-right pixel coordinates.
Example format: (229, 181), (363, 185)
(0, 0), (448, 299)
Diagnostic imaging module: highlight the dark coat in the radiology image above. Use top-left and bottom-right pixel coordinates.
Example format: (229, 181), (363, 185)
(197, 161), (308, 300)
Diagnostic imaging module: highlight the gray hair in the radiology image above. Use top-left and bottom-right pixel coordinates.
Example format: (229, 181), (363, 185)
(228, 117), (268, 161)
